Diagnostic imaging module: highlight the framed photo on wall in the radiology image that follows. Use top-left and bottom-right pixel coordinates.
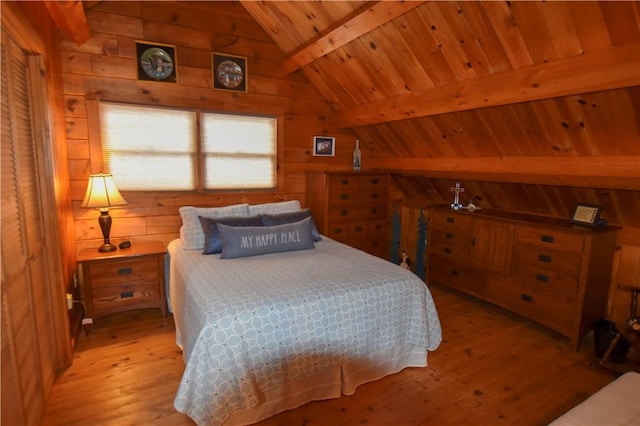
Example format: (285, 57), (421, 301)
(313, 136), (335, 156)
(135, 41), (177, 83)
(212, 53), (247, 92)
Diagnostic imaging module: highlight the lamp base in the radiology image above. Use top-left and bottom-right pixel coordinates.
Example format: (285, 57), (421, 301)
(98, 243), (117, 252)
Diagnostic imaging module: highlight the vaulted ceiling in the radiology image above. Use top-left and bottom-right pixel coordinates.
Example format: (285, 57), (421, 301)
(48, 1), (640, 192)
(240, 1), (640, 190)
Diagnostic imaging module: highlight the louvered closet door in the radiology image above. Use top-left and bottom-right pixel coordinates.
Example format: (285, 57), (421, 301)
(1, 28), (57, 426)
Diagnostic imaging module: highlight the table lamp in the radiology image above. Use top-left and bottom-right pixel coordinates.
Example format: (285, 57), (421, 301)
(81, 173), (128, 252)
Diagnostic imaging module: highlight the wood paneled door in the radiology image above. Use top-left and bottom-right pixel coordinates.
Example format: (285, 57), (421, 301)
(1, 24), (71, 425)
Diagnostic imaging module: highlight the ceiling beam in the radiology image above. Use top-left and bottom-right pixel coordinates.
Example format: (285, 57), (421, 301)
(369, 156), (640, 190)
(44, 0), (91, 46)
(279, 1), (426, 75)
(330, 43), (640, 128)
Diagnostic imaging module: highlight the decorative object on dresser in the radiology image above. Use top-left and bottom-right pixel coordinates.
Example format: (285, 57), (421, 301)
(352, 139), (361, 171)
(80, 173), (128, 252)
(450, 181), (465, 210)
(427, 206), (620, 350)
(77, 241), (167, 322)
(306, 172), (390, 259)
(570, 203), (603, 226)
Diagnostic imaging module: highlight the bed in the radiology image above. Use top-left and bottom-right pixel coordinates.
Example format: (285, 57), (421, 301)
(548, 371), (640, 426)
(167, 201), (442, 426)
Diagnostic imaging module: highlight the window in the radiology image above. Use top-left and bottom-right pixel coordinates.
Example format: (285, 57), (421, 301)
(98, 101), (277, 191)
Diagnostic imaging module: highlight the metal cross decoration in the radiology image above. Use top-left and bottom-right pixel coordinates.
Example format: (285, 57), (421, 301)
(450, 181), (465, 210)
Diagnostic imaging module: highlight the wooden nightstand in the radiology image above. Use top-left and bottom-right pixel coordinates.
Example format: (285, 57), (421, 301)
(77, 241), (167, 321)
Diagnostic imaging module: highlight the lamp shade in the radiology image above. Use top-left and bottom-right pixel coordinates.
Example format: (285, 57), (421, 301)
(80, 173), (128, 209)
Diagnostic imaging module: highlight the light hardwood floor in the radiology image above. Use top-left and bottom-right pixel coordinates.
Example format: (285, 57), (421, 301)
(42, 284), (620, 426)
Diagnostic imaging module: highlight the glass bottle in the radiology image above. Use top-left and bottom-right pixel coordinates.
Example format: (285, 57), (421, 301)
(353, 139), (361, 172)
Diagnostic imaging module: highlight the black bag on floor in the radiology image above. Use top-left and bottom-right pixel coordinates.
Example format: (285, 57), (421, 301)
(593, 319), (630, 363)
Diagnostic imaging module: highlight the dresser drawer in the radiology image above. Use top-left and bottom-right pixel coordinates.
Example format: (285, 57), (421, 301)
(328, 175), (359, 192)
(86, 257), (159, 288)
(486, 279), (575, 335)
(429, 241), (471, 262)
(368, 220), (387, 238)
(327, 202), (387, 223)
(511, 263), (579, 295)
(515, 244), (582, 275)
(429, 255), (486, 298)
(516, 226), (585, 253)
(92, 281), (162, 316)
(431, 229), (471, 249)
(328, 189), (360, 204)
(430, 211), (473, 233)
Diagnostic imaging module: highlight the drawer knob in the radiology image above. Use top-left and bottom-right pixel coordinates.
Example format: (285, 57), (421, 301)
(341, 179), (349, 185)
(333, 228), (343, 234)
(536, 273), (550, 282)
(538, 254), (552, 263)
(375, 224), (382, 230)
(120, 291), (134, 299)
(340, 194), (349, 200)
(354, 226), (363, 232)
(371, 208), (378, 214)
(446, 217), (455, 223)
(371, 193), (379, 199)
(451, 269), (459, 277)
(540, 235), (555, 243)
(340, 210), (348, 216)
(445, 233), (453, 239)
(118, 268), (133, 276)
(444, 247), (452, 254)
(521, 294), (533, 303)
(372, 179), (379, 184)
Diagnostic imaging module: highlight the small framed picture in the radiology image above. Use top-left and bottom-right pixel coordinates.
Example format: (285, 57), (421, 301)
(135, 41), (177, 83)
(212, 53), (247, 92)
(313, 136), (335, 156)
(570, 204), (602, 226)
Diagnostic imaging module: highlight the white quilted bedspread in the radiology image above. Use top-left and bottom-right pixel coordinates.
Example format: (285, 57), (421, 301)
(167, 237), (442, 426)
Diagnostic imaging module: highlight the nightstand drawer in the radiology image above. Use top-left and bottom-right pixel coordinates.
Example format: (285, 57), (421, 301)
(87, 257), (159, 288)
(92, 281), (161, 316)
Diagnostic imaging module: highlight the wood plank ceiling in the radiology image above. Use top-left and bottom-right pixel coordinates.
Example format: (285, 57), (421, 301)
(241, 1), (640, 190)
(52, 1), (640, 223)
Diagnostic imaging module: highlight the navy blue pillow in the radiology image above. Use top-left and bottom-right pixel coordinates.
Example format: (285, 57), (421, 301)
(260, 208), (322, 242)
(198, 215), (262, 254)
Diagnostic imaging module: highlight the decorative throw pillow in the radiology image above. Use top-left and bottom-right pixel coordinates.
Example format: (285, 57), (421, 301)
(199, 215), (263, 255)
(248, 200), (301, 216)
(179, 204), (250, 250)
(260, 208), (322, 242)
(218, 217), (315, 259)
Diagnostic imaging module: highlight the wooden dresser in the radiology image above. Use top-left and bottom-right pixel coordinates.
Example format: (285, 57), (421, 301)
(427, 206), (619, 350)
(306, 172), (390, 259)
(77, 241), (167, 321)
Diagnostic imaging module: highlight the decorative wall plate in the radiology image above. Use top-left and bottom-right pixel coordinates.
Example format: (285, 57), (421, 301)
(212, 53), (247, 92)
(135, 41), (177, 83)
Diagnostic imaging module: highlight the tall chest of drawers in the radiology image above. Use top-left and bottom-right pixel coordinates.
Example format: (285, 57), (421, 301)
(306, 172), (390, 259)
(427, 207), (619, 350)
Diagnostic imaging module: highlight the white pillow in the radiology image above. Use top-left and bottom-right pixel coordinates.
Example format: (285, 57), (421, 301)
(179, 204), (250, 249)
(248, 200), (301, 216)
